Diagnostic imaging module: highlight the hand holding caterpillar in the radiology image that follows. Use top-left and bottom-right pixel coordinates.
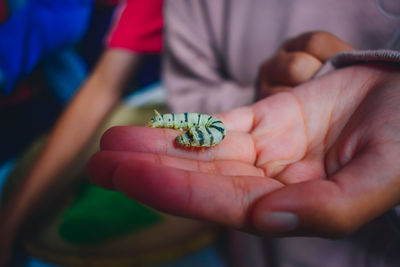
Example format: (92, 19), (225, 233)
(148, 110), (226, 148)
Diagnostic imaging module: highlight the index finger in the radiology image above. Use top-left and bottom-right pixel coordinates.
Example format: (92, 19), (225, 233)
(100, 126), (256, 163)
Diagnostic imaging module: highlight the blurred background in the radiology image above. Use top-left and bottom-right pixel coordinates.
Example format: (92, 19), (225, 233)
(0, 0), (227, 266)
(2, 0), (400, 266)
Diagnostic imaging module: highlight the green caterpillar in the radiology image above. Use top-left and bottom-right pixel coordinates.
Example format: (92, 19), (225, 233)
(148, 110), (226, 148)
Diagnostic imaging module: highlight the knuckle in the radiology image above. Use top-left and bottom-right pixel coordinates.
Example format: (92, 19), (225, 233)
(286, 54), (309, 81)
(286, 52), (321, 84)
(302, 31), (332, 53)
(286, 54), (302, 73)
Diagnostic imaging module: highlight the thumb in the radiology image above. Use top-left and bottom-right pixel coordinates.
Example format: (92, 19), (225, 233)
(252, 179), (351, 237)
(252, 148), (400, 238)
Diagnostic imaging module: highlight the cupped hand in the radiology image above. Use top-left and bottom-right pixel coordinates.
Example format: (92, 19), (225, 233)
(87, 65), (400, 238)
(257, 31), (353, 99)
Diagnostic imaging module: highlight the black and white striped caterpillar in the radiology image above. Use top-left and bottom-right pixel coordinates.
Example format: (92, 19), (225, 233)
(148, 110), (226, 148)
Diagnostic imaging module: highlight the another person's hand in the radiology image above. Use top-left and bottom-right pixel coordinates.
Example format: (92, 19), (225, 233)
(87, 65), (400, 238)
(257, 31), (353, 99)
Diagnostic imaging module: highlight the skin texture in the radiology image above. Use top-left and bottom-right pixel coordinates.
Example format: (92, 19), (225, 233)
(257, 31), (354, 99)
(87, 65), (400, 238)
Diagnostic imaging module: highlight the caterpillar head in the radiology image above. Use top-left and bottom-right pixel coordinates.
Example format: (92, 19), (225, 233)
(148, 110), (164, 127)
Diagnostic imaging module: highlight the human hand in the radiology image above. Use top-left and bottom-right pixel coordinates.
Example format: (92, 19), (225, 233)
(257, 31), (353, 99)
(87, 65), (400, 238)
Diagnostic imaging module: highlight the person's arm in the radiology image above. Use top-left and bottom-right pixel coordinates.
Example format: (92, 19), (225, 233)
(0, 49), (140, 265)
(163, 0), (253, 114)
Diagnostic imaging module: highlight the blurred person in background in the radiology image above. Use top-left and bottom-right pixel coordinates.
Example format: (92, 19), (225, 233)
(164, 0), (399, 113)
(2, 1), (224, 266)
(0, 0), (162, 265)
(89, 0), (400, 266)
(0, 0), (93, 264)
(0, 0), (92, 165)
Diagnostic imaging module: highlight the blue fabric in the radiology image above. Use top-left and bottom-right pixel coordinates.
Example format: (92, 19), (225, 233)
(0, 0), (92, 95)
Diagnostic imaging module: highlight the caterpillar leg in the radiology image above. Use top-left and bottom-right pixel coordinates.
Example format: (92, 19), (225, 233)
(175, 131), (192, 147)
(175, 126), (224, 148)
(147, 111), (226, 148)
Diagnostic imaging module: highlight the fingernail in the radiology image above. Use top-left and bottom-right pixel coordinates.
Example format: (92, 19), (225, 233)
(257, 211), (299, 233)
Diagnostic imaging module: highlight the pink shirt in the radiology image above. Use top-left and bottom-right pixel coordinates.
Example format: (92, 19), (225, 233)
(107, 0), (163, 53)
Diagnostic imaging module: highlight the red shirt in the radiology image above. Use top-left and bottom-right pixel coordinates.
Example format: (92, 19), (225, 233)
(106, 0), (163, 53)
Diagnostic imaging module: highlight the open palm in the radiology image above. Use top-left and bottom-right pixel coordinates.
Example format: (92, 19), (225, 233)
(88, 66), (400, 237)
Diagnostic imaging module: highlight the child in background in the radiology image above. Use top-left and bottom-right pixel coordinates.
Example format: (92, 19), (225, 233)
(0, 0), (92, 163)
(0, 0), (160, 264)
(1, 1), (224, 266)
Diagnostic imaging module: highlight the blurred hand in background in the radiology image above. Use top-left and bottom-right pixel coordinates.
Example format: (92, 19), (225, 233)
(256, 31), (353, 99)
